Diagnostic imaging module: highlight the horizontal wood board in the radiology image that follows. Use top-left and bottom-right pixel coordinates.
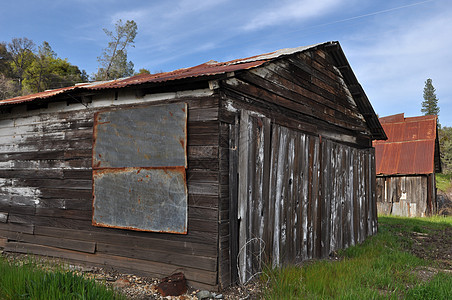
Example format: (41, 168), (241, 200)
(220, 49), (371, 147)
(0, 95), (222, 289)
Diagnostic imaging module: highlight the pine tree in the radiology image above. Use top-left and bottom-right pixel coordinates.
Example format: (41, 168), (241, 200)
(421, 78), (440, 116)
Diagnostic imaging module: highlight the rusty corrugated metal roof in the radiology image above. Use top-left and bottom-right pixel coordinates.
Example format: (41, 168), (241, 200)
(0, 41), (386, 140)
(373, 113), (439, 175)
(0, 43), (324, 106)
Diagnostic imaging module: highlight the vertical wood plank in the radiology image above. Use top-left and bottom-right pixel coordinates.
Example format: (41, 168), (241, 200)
(306, 135), (320, 258)
(272, 126), (288, 266)
(246, 117), (256, 277)
(320, 138), (331, 257)
(277, 127), (287, 265)
(260, 118), (272, 265)
(285, 133), (296, 263)
(352, 148), (359, 244)
(262, 120), (273, 265)
(329, 142), (337, 252)
(343, 146), (351, 248)
(359, 151), (366, 243)
(237, 110), (249, 283)
(363, 151), (369, 237)
(228, 118), (239, 284)
(300, 133), (309, 260)
(348, 147), (355, 246)
(313, 137), (321, 258)
(267, 125), (280, 266)
(426, 173), (433, 216)
(293, 131), (302, 261)
(337, 144), (344, 250)
(370, 149), (377, 234)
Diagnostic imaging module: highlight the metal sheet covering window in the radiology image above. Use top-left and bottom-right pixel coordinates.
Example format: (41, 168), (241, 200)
(92, 102), (188, 234)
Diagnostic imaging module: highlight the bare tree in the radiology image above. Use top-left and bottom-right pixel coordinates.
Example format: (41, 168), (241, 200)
(0, 74), (18, 99)
(95, 19), (138, 80)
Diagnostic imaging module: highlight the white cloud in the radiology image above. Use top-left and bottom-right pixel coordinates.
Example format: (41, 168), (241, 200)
(110, 9), (149, 24)
(344, 2), (452, 124)
(162, 0), (228, 19)
(242, 0), (344, 31)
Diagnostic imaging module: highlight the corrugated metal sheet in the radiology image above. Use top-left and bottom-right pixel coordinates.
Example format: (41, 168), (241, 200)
(92, 167), (187, 233)
(93, 103), (187, 168)
(92, 103), (188, 233)
(373, 114), (438, 175)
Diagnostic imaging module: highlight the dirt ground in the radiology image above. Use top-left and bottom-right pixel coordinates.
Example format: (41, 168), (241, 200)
(400, 223), (452, 284)
(408, 227), (452, 268)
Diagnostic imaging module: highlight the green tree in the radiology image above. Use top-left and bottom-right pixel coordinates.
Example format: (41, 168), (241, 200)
(136, 68), (150, 75)
(0, 43), (19, 98)
(7, 37), (36, 91)
(439, 127), (452, 174)
(0, 38), (87, 98)
(0, 43), (11, 74)
(421, 78), (440, 116)
(94, 19), (137, 80)
(22, 41), (86, 93)
(22, 41), (55, 93)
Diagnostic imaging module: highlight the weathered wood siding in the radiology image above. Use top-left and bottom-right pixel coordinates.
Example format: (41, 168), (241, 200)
(220, 49), (372, 147)
(0, 46), (380, 290)
(0, 91), (221, 290)
(217, 48), (377, 285)
(231, 111), (376, 283)
(376, 175), (436, 217)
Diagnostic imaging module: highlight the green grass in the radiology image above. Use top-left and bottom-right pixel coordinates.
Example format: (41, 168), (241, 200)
(0, 256), (126, 300)
(406, 272), (452, 299)
(436, 173), (452, 192)
(261, 216), (452, 299)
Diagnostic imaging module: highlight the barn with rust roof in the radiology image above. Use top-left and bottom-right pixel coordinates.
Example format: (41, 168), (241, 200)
(373, 113), (441, 217)
(0, 41), (386, 290)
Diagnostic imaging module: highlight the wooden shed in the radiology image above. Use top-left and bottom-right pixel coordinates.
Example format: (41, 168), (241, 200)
(0, 41), (386, 290)
(374, 113), (441, 217)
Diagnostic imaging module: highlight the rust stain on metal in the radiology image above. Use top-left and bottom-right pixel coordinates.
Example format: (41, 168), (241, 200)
(93, 166), (186, 174)
(92, 219), (187, 234)
(373, 114), (438, 175)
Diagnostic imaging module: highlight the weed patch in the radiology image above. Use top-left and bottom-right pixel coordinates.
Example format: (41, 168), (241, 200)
(0, 256), (125, 300)
(261, 216), (452, 299)
(406, 272), (452, 299)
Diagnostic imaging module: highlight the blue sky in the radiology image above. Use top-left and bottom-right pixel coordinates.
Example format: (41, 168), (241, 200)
(1, 0), (451, 126)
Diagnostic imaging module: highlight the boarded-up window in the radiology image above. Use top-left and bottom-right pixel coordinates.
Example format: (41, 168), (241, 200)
(92, 103), (188, 233)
